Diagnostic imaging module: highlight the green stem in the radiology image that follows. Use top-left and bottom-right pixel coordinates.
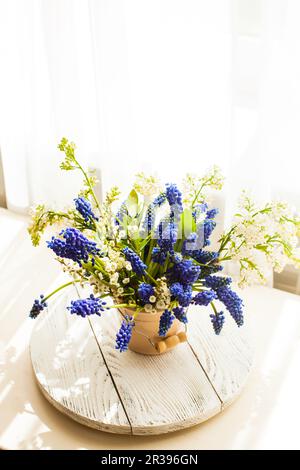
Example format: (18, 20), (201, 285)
(111, 303), (137, 309)
(210, 301), (218, 316)
(77, 161), (101, 213)
(145, 237), (156, 266)
(43, 280), (80, 302)
(191, 182), (205, 207)
(145, 271), (158, 285)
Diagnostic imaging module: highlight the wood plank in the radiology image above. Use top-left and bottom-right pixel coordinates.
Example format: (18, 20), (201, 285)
(30, 287), (131, 434)
(187, 303), (254, 408)
(89, 309), (222, 435)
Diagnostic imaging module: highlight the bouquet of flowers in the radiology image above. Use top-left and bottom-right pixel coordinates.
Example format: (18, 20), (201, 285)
(28, 138), (300, 354)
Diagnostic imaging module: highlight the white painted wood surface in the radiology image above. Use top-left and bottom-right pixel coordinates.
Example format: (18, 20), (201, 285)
(30, 287), (253, 435)
(30, 287), (131, 434)
(187, 305), (254, 408)
(3, 209), (300, 449)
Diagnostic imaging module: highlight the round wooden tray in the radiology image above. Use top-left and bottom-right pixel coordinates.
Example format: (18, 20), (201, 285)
(30, 286), (254, 435)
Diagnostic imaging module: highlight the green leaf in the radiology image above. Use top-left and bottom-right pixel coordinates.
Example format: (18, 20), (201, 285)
(126, 189), (139, 218)
(181, 208), (196, 239)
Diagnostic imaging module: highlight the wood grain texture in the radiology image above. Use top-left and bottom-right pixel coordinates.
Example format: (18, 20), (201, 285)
(89, 309), (221, 435)
(187, 304), (254, 408)
(30, 289), (253, 436)
(30, 287), (131, 434)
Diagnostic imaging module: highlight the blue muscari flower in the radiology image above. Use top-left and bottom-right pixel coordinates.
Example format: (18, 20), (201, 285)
(151, 247), (168, 265)
(74, 197), (98, 222)
(165, 183), (183, 207)
(203, 275), (232, 289)
(206, 208), (219, 219)
(210, 311), (225, 335)
(195, 219), (216, 248)
(171, 252), (183, 264)
(67, 294), (106, 317)
(200, 263), (223, 279)
(159, 309), (175, 337)
(170, 283), (193, 307)
(115, 315), (134, 352)
(29, 294), (47, 319)
(157, 221), (177, 253)
(193, 290), (217, 306)
(181, 233), (219, 264)
(123, 247), (147, 276)
(143, 203), (156, 233)
(47, 228), (100, 266)
(168, 259), (201, 285)
(216, 286), (244, 327)
(193, 250), (219, 264)
(115, 201), (128, 225)
(173, 306), (188, 324)
(165, 183), (183, 219)
(138, 283), (155, 304)
(153, 194), (166, 207)
(181, 232), (198, 255)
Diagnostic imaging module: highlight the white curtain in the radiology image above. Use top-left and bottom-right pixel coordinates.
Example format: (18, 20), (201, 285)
(0, 0), (231, 212)
(229, 0), (300, 210)
(1, 0), (300, 212)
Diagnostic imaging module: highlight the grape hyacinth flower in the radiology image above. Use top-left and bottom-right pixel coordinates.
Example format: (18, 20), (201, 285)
(193, 290), (217, 306)
(192, 250), (219, 264)
(115, 316), (135, 352)
(173, 306), (188, 324)
(74, 196), (98, 222)
(203, 275), (232, 289)
(151, 246), (168, 265)
(143, 204), (156, 233)
(216, 286), (244, 327)
(153, 193), (166, 207)
(203, 219), (216, 247)
(123, 247), (147, 276)
(138, 283), (155, 304)
(67, 294), (106, 317)
(159, 309), (175, 337)
(115, 201), (127, 226)
(29, 295), (47, 319)
(165, 183), (183, 219)
(168, 259), (201, 285)
(170, 282), (193, 307)
(210, 311), (225, 335)
(47, 228), (100, 266)
(181, 233), (219, 264)
(206, 208), (219, 219)
(165, 183), (183, 208)
(200, 263), (223, 279)
(157, 221), (177, 254)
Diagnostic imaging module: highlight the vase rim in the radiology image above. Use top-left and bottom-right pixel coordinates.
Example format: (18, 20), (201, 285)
(118, 307), (165, 322)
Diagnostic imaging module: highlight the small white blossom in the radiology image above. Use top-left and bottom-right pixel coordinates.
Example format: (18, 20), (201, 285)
(133, 173), (162, 197)
(149, 295), (156, 303)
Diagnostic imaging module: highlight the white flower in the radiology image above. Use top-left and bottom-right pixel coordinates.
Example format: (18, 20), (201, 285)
(125, 261), (132, 271)
(133, 173), (162, 197)
(144, 304), (153, 312)
(222, 192), (300, 287)
(122, 277), (130, 284)
(110, 272), (119, 285)
(156, 300), (166, 310)
(149, 295), (156, 303)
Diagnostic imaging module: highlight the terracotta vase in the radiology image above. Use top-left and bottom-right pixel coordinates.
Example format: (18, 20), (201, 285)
(119, 308), (187, 355)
